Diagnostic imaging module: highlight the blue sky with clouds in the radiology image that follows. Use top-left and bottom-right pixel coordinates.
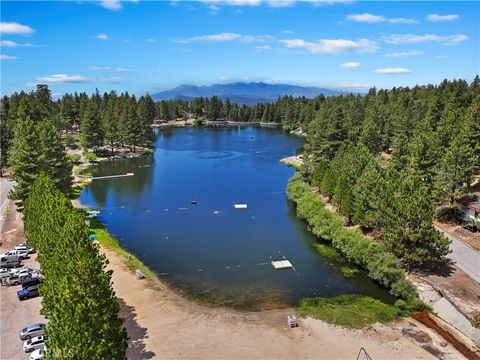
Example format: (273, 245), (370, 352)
(1, 0), (478, 97)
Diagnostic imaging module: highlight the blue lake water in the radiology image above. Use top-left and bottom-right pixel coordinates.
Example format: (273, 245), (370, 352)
(80, 127), (393, 310)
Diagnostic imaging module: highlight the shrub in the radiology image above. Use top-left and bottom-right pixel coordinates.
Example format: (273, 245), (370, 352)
(287, 178), (420, 304)
(67, 153), (81, 164)
(85, 152), (97, 162)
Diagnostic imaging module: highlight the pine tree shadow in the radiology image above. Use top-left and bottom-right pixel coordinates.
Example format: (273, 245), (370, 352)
(414, 258), (456, 278)
(118, 298), (156, 359)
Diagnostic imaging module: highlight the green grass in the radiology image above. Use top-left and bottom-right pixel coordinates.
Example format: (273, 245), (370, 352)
(87, 217), (158, 288)
(296, 294), (406, 328)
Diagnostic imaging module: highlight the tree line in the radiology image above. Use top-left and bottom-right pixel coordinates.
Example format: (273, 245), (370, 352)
(24, 174), (128, 359)
(302, 76), (479, 269)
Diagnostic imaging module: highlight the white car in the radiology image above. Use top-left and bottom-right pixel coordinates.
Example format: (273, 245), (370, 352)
(30, 347), (46, 360)
(14, 245), (35, 254)
(3, 249), (29, 259)
(0, 268), (12, 278)
(23, 335), (47, 353)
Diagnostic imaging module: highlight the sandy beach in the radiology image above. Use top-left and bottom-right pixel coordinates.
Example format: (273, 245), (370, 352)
(103, 245), (467, 360)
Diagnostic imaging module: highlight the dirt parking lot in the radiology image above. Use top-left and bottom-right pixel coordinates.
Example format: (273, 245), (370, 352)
(1, 202), (46, 360)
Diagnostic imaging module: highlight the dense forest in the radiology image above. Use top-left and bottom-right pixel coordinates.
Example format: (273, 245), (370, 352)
(1, 77), (479, 260)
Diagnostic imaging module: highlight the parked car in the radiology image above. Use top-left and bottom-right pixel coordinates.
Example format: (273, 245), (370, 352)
(21, 276), (41, 289)
(14, 244), (35, 254)
(0, 258), (21, 268)
(0, 268), (12, 278)
(3, 249), (29, 260)
(30, 347), (46, 360)
(19, 323), (46, 340)
(17, 285), (40, 301)
(9, 274), (22, 286)
(23, 335), (47, 353)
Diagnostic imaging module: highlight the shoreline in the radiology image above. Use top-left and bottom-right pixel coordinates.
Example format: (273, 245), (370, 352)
(72, 147), (477, 358)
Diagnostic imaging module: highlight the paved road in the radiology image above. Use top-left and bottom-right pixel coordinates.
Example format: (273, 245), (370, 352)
(0, 179), (14, 232)
(436, 226), (480, 284)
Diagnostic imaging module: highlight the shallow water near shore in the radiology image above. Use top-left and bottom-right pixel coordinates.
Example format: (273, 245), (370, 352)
(80, 127), (394, 310)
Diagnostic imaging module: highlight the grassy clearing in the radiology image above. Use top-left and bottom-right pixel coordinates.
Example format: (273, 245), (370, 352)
(296, 294), (405, 328)
(87, 217), (159, 289)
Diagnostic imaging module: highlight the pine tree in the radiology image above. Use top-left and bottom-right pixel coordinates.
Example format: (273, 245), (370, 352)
(80, 101), (104, 153)
(102, 100), (119, 156)
(8, 118), (42, 209)
(38, 119), (72, 194)
(383, 176), (451, 268)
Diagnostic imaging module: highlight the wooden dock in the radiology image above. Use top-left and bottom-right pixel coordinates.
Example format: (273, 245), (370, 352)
(90, 172), (134, 180)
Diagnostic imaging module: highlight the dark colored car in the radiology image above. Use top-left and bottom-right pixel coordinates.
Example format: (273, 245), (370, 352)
(21, 277), (41, 289)
(17, 285), (40, 301)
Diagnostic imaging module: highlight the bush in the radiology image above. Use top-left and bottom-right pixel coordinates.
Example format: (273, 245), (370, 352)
(67, 153), (81, 164)
(472, 313), (480, 329)
(85, 152), (97, 162)
(287, 178), (420, 304)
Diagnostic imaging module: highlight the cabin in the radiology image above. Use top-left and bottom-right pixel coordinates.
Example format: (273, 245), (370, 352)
(461, 199), (480, 227)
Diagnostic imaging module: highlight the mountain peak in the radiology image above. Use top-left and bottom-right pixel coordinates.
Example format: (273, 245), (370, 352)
(151, 82), (346, 105)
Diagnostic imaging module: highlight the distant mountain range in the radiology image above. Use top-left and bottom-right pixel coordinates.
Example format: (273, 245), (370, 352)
(151, 82), (348, 105)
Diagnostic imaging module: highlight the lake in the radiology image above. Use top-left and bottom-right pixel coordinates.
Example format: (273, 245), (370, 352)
(80, 127), (393, 310)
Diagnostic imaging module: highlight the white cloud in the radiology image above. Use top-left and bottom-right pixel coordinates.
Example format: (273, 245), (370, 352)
(427, 14), (459, 22)
(99, 76), (125, 83)
(385, 50), (424, 58)
(382, 33), (468, 45)
(327, 81), (370, 91)
(147, 38), (156, 43)
(89, 65), (131, 72)
(176, 33), (273, 43)
(98, 0), (139, 11)
(218, 75), (228, 80)
(374, 67), (411, 75)
(0, 40), (33, 47)
(1, 54), (17, 60)
(0, 22), (34, 34)
(95, 33), (109, 40)
(281, 30), (294, 34)
(267, 0), (296, 7)
(280, 38), (378, 54)
(346, 13), (385, 23)
(341, 61), (361, 69)
(99, 0), (123, 11)
(389, 17), (417, 24)
(346, 13), (416, 24)
(255, 45), (272, 52)
(200, 0), (352, 8)
(37, 74), (89, 83)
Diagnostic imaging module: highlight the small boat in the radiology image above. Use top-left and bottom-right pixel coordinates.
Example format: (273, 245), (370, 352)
(191, 200), (198, 205)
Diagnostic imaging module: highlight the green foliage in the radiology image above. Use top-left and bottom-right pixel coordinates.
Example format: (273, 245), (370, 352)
(85, 152), (97, 162)
(287, 178), (422, 307)
(8, 117), (72, 209)
(67, 153), (81, 164)
(23, 174), (128, 359)
(296, 295), (404, 328)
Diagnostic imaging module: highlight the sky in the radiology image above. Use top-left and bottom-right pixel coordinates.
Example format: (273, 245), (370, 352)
(1, 0), (479, 97)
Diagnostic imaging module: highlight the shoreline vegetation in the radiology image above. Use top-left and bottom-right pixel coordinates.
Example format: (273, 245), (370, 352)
(286, 175), (427, 320)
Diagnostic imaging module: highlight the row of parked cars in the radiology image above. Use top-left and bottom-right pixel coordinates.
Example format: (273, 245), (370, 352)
(1, 242), (47, 359)
(0, 244), (42, 301)
(20, 323), (47, 359)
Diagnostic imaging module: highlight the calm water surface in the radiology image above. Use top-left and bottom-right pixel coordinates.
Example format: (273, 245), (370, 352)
(80, 127), (392, 310)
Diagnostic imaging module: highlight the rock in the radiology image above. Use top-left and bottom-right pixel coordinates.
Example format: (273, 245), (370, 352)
(440, 341), (448, 347)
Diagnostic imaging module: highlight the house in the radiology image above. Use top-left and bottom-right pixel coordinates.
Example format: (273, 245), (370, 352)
(460, 199), (480, 226)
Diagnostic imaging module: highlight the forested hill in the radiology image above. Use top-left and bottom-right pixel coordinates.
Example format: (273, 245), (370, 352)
(151, 82), (346, 104)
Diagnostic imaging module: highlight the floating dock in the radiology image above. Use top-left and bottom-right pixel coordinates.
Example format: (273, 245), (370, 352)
(234, 204), (248, 209)
(272, 260), (293, 270)
(91, 172), (134, 180)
